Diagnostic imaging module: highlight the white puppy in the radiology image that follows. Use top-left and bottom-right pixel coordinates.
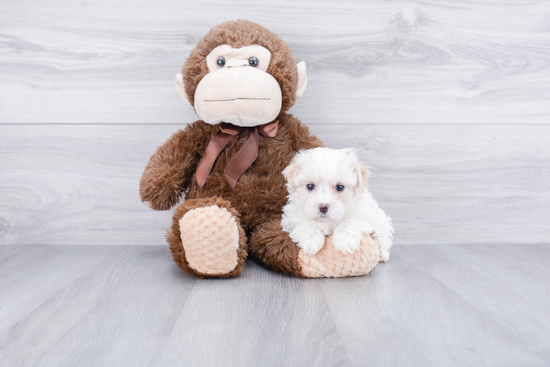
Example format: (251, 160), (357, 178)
(281, 147), (394, 262)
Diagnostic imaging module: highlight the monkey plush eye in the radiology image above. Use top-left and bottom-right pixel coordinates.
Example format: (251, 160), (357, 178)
(217, 56), (226, 68)
(307, 184), (315, 191)
(248, 56), (259, 67)
(336, 184), (345, 192)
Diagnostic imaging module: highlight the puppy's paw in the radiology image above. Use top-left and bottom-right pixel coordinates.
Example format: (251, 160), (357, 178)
(379, 249), (390, 263)
(332, 229), (362, 254)
(297, 232), (325, 255)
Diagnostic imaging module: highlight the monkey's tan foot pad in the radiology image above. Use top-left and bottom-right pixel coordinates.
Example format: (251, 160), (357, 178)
(298, 234), (380, 278)
(179, 205), (240, 275)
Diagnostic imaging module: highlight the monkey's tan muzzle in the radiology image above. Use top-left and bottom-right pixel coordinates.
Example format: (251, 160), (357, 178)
(194, 66), (283, 127)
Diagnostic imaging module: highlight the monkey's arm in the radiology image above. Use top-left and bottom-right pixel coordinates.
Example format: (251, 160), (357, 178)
(285, 115), (324, 151)
(140, 121), (212, 210)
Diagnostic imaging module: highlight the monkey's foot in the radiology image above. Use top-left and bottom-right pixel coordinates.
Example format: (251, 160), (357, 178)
(168, 198), (247, 278)
(249, 217), (379, 278)
(298, 234), (380, 278)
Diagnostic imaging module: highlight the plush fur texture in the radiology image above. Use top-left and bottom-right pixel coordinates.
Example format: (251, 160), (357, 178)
(248, 218), (304, 277)
(142, 99), (322, 277)
(141, 20), (383, 278)
(141, 113), (323, 228)
(281, 148), (394, 262)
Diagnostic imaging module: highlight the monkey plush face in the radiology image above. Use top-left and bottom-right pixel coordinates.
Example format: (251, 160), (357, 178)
(175, 20), (307, 127)
(189, 44), (282, 127)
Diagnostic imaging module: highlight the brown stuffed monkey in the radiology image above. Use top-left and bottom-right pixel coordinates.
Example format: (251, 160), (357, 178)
(140, 20), (380, 278)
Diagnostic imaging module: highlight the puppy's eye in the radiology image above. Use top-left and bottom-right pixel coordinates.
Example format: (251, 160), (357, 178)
(336, 184), (345, 192)
(217, 56), (226, 68)
(307, 184), (315, 191)
(248, 56), (259, 67)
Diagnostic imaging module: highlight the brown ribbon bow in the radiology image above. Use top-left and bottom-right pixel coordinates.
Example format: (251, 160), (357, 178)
(196, 120), (279, 189)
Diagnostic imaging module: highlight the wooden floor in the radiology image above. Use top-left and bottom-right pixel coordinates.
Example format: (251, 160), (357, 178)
(1, 245), (549, 367)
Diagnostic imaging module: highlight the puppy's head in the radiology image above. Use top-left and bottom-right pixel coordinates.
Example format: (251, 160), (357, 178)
(282, 147), (370, 224)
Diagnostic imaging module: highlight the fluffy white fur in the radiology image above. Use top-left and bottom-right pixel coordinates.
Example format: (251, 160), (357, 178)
(281, 147), (394, 262)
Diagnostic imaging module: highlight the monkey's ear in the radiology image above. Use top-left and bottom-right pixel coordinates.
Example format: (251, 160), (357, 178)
(296, 61), (307, 98)
(282, 158), (302, 193)
(175, 74), (191, 105)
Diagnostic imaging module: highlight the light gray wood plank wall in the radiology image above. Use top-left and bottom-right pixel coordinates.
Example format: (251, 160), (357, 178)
(0, 0), (548, 246)
(1, 0), (549, 124)
(1, 124), (548, 246)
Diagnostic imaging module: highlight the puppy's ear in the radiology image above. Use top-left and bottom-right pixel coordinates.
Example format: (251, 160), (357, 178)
(282, 157), (301, 193)
(344, 148), (370, 192)
(355, 162), (371, 192)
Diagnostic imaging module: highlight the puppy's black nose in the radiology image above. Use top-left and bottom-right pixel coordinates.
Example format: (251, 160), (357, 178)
(319, 204), (329, 214)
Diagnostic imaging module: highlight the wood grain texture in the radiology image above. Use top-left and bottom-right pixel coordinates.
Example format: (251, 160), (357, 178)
(0, 123), (548, 246)
(0, 245), (549, 366)
(1, 0), (549, 124)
